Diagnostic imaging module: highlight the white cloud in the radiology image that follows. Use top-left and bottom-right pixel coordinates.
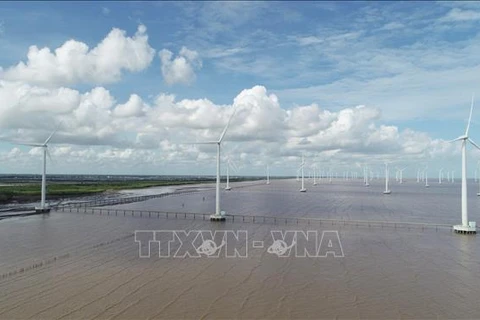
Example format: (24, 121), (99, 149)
(159, 46), (202, 85)
(113, 94), (148, 118)
(439, 8), (480, 22)
(0, 25), (155, 86)
(380, 22), (405, 30)
(293, 36), (324, 46)
(0, 81), (469, 175)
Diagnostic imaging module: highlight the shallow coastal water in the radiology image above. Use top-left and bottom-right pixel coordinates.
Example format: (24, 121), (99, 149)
(0, 178), (479, 319)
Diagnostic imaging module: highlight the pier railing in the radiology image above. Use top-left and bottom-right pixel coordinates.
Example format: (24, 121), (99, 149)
(55, 206), (456, 232)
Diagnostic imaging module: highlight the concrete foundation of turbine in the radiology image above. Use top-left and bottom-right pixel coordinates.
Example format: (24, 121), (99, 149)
(453, 224), (476, 234)
(35, 207), (51, 213)
(210, 214), (226, 221)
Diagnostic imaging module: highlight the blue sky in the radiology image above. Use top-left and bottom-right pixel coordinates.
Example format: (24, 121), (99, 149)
(1, 1), (480, 177)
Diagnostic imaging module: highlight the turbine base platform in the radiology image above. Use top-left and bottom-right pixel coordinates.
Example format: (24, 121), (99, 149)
(225, 187), (231, 191)
(313, 183), (317, 186)
(425, 185), (430, 188)
(210, 214), (226, 222)
(299, 188), (307, 192)
(477, 193), (480, 196)
(35, 207), (51, 213)
(383, 190), (391, 194)
(453, 225), (476, 234)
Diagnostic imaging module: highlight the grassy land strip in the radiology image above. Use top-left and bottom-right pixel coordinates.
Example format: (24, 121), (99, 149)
(0, 177), (265, 204)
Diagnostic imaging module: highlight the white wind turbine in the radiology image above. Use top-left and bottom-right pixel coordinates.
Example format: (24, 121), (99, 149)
(17, 128), (60, 213)
(397, 167), (407, 184)
(266, 164), (270, 185)
(299, 154), (307, 192)
(364, 165), (370, 186)
(383, 162), (392, 194)
(312, 156), (318, 186)
(450, 94), (479, 234)
(439, 168), (444, 184)
(187, 107), (236, 221)
(425, 165), (430, 188)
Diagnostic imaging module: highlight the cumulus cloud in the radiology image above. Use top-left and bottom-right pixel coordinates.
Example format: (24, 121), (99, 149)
(159, 46), (202, 85)
(113, 94), (148, 118)
(0, 81), (466, 174)
(0, 25), (155, 86)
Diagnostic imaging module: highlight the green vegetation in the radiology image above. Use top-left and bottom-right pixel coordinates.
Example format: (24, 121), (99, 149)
(0, 176), (266, 204)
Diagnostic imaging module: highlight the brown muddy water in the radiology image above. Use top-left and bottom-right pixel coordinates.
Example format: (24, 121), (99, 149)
(0, 178), (479, 319)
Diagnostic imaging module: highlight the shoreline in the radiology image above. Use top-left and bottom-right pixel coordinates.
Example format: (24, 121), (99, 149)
(0, 178), (268, 212)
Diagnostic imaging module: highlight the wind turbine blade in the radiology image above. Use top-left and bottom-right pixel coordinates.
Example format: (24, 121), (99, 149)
(44, 122), (63, 145)
(181, 141), (218, 145)
(218, 106), (237, 143)
(466, 93), (475, 136)
(448, 137), (465, 143)
(15, 142), (44, 147)
(468, 138), (480, 151)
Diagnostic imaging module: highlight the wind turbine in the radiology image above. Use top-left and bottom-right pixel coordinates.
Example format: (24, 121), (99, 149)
(299, 154), (307, 192)
(17, 128), (59, 213)
(383, 162), (391, 194)
(450, 94), (479, 234)
(312, 156), (318, 186)
(425, 166), (430, 188)
(364, 165), (370, 186)
(266, 164), (270, 185)
(397, 167), (407, 184)
(439, 168), (444, 184)
(187, 106), (236, 221)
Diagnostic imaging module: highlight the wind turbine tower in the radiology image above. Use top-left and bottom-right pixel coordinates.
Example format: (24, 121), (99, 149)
(425, 166), (430, 188)
(439, 168), (444, 184)
(299, 154), (307, 192)
(383, 163), (391, 194)
(451, 94), (478, 234)
(17, 128), (60, 213)
(266, 164), (270, 185)
(187, 107), (236, 221)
